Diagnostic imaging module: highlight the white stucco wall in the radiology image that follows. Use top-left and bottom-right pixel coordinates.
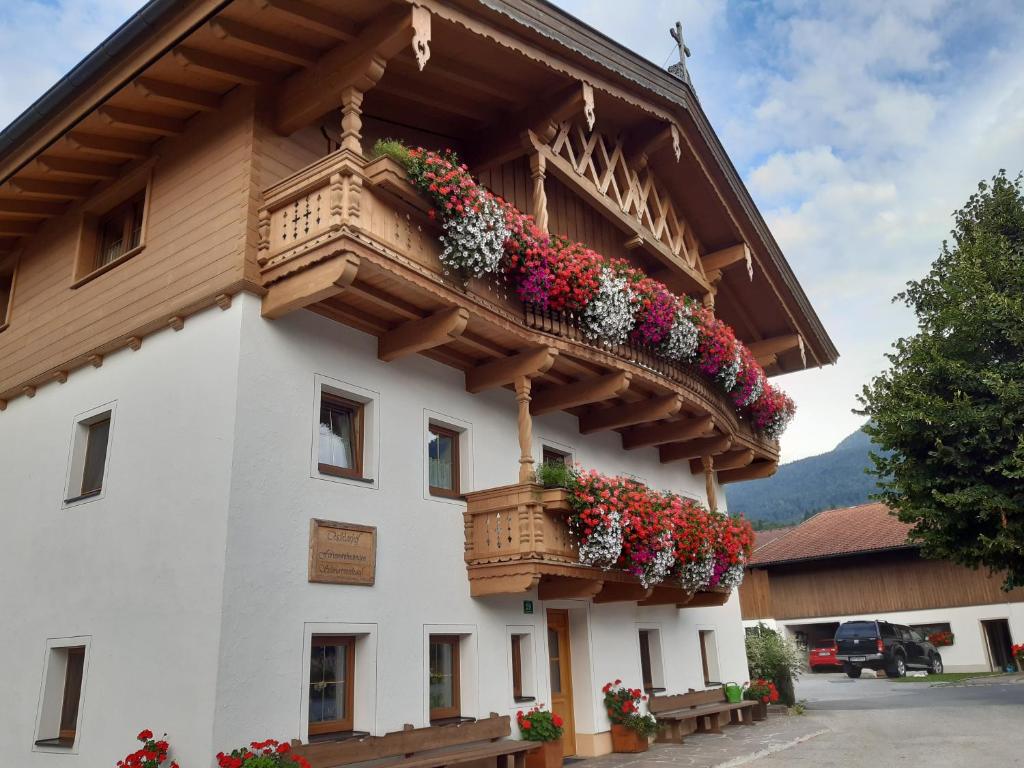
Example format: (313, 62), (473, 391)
(210, 294), (749, 753)
(0, 302), (243, 766)
(745, 602), (1024, 672)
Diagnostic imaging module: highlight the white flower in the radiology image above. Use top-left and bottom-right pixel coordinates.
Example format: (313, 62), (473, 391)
(571, 506), (623, 569)
(678, 552), (715, 592)
(661, 304), (699, 361)
(718, 561), (746, 589)
(438, 195), (509, 278)
(580, 267), (636, 345)
(716, 348), (742, 391)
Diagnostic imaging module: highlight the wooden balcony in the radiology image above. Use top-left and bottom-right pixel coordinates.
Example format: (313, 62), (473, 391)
(257, 148), (779, 486)
(464, 482), (732, 606)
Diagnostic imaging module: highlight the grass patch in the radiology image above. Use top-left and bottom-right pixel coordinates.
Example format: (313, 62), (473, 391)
(891, 672), (1002, 683)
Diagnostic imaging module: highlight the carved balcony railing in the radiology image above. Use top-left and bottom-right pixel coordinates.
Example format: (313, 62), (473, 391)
(463, 482), (732, 607)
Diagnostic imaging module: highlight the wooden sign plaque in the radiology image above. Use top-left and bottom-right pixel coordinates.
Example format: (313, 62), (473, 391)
(308, 519), (376, 585)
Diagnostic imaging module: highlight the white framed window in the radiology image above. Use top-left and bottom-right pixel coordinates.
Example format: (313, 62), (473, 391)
(537, 437), (574, 468)
(423, 625), (477, 724)
(507, 626), (537, 705)
(299, 623), (378, 741)
(311, 375), (378, 489)
(698, 628), (721, 687)
(423, 411), (472, 502)
(63, 402), (116, 507)
(33, 636), (91, 753)
(637, 626), (666, 693)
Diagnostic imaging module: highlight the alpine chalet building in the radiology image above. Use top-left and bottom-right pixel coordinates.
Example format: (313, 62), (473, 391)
(0, 1), (836, 765)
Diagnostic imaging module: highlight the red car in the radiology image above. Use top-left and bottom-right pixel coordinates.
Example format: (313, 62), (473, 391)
(809, 639), (840, 670)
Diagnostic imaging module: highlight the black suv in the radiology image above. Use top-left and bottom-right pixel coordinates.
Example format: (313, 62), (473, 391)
(835, 620), (944, 678)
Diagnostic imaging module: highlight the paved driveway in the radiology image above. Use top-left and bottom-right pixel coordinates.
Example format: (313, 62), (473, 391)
(750, 672), (1024, 767)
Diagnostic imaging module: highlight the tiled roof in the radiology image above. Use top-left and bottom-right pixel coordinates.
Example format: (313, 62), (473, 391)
(752, 527), (796, 551)
(749, 503), (914, 566)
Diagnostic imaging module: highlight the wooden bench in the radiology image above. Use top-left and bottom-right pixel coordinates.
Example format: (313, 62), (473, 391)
(649, 687), (762, 743)
(289, 714), (538, 768)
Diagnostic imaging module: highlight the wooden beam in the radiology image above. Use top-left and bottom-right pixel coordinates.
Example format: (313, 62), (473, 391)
(275, 6), (429, 135)
(174, 47), (279, 86)
(10, 178), (94, 199)
(538, 577), (604, 600)
(210, 18), (320, 67)
(135, 78), (220, 112)
(621, 415), (714, 450)
(691, 449), (753, 474)
(378, 307), (468, 362)
(702, 243), (750, 273)
(66, 132), (150, 159)
(686, 589), (731, 608)
(258, 0), (357, 39)
(746, 334), (803, 366)
(0, 199), (66, 218)
(718, 461), (779, 484)
(38, 156), (120, 180)
(579, 394), (681, 434)
(659, 435), (733, 464)
(638, 586), (691, 606)
(593, 582), (653, 603)
(530, 371), (631, 416)
(98, 106), (185, 136)
(0, 220), (36, 237)
(261, 251), (360, 319)
(465, 346), (557, 393)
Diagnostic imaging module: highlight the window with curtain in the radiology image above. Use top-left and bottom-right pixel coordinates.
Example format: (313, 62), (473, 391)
(318, 394), (363, 479)
(96, 193), (145, 269)
(428, 424), (460, 497)
(429, 635), (460, 721)
(308, 636), (355, 736)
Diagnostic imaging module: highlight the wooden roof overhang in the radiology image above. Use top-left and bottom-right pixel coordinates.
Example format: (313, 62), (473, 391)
(0, 0), (836, 380)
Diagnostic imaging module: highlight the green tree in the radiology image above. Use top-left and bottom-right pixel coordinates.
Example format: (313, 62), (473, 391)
(857, 171), (1024, 588)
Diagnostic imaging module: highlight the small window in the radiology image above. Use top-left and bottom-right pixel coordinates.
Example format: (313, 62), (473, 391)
(35, 644), (86, 748)
(65, 408), (113, 504)
(639, 630), (653, 690)
(0, 257), (15, 328)
(511, 635), (523, 699)
(429, 635), (460, 721)
(308, 635), (355, 737)
(638, 629), (665, 693)
(318, 394), (364, 479)
(542, 446), (569, 466)
(96, 193), (145, 269)
(698, 629), (720, 687)
(428, 424), (460, 498)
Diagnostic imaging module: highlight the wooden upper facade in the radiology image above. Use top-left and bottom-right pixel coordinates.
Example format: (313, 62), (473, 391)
(0, 0), (836, 485)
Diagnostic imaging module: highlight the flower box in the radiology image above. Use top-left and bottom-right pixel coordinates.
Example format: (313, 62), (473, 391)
(524, 739), (562, 768)
(610, 724), (649, 753)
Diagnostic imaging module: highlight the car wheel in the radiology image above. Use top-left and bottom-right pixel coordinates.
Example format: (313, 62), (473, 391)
(887, 654), (907, 678)
(928, 654), (944, 675)
(844, 664), (862, 679)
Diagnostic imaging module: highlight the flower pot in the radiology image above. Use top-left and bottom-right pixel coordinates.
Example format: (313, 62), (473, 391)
(525, 739), (562, 768)
(755, 700), (768, 721)
(610, 724), (649, 753)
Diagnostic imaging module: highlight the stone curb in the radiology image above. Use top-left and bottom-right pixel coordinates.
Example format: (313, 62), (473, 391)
(711, 728), (830, 768)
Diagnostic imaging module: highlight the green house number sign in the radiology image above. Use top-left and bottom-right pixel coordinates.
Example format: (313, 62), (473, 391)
(523, 600), (534, 615)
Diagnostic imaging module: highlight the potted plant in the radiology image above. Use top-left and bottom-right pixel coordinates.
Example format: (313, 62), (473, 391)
(928, 630), (955, 647)
(116, 729), (178, 768)
(601, 680), (655, 752)
(517, 706), (564, 768)
(742, 679), (780, 720)
(1012, 643), (1024, 672)
(216, 739), (312, 768)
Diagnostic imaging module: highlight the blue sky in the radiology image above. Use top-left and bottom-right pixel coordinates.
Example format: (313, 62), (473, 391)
(3, 1), (1023, 462)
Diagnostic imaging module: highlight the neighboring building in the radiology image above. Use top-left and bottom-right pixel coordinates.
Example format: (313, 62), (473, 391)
(740, 503), (1024, 672)
(0, 1), (835, 765)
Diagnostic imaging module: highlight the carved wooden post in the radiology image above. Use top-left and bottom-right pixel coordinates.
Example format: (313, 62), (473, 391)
(256, 208), (271, 266)
(515, 376), (535, 483)
(339, 86), (364, 155)
(529, 152), (549, 232)
(702, 455), (717, 512)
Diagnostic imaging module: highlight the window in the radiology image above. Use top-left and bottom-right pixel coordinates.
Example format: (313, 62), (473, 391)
(308, 636), (355, 737)
(428, 424), (460, 497)
(638, 629), (665, 693)
(429, 635), (460, 721)
(65, 407), (114, 505)
(96, 193), (145, 269)
(542, 447), (568, 465)
(0, 256), (15, 329)
(511, 635), (524, 700)
(698, 629), (720, 687)
(318, 394), (364, 479)
(35, 641), (88, 749)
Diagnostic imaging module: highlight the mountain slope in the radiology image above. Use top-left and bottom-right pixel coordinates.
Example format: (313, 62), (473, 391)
(724, 427), (882, 526)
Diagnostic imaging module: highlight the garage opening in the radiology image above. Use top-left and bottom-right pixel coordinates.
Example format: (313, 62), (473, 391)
(981, 619), (1014, 671)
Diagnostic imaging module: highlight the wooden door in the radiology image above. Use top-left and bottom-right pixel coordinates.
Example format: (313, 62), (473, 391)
(546, 609), (576, 757)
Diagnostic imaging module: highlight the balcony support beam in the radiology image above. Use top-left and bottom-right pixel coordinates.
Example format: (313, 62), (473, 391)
(659, 434), (733, 464)
(530, 371), (631, 416)
(718, 461), (779, 484)
(465, 346), (557, 393)
(639, 586), (692, 607)
(593, 582), (654, 603)
(516, 377), (534, 483)
(691, 448), (753, 475)
(378, 306), (469, 361)
(538, 577), (603, 600)
(621, 415), (714, 450)
(261, 251), (359, 319)
(579, 394), (682, 434)
(747, 334), (804, 367)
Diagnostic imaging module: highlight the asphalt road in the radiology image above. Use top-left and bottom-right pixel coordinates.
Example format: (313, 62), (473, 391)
(750, 672), (1024, 767)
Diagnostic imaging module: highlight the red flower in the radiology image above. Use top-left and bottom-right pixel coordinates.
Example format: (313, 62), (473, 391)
(552, 714), (563, 727)
(522, 720), (532, 729)
(137, 730), (154, 741)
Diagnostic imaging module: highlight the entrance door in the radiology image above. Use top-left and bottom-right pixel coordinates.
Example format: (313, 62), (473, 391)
(982, 619), (1014, 671)
(546, 610), (576, 757)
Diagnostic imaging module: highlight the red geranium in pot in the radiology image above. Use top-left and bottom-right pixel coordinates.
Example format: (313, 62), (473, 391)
(601, 681), (657, 752)
(518, 706), (564, 768)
